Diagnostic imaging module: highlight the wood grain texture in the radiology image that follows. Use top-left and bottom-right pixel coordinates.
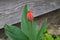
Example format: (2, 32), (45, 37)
(0, 0), (60, 29)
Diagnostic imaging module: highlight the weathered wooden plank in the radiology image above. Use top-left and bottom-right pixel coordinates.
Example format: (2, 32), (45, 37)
(0, 0), (60, 29)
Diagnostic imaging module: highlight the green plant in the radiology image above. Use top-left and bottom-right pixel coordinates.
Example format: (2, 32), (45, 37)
(4, 4), (60, 40)
(41, 33), (54, 40)
(55, 36), (60, 40)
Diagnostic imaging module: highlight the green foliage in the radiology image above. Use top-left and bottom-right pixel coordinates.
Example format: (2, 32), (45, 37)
(36, 18), (47, 40)
(44, 33), (54, 40)
(21, 4), (37, 40)
(41, 33), (54, 40)
(4, 4), (60, 40)
(4, 24), (28, 40)
(55, 36), (60, 40)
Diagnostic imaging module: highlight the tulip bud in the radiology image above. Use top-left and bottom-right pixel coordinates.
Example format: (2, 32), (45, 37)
(26, 10), (33, 21)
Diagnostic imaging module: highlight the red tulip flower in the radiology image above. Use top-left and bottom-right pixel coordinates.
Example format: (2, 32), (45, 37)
(26, 10), (33, 21)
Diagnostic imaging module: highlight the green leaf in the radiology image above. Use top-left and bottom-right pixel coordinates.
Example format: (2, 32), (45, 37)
(36, 18), (47, 40)
(4, 24), (28, 40)
(21, 4), (37, 40)
(21, 4), (29, 37)
(31, 20), (37, 40)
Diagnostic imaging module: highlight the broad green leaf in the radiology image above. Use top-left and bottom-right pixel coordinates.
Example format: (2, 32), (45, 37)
(4, 24), (28, 40)
(36, 18), (47, 40)
(31, 20), (37, 40)
(21, 4), (37, 40)
(21, 4), (30, 38)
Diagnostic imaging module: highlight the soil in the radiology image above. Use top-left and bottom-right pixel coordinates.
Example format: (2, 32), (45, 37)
(0, 9), (60, 40)
(34, 9), (60, 35)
